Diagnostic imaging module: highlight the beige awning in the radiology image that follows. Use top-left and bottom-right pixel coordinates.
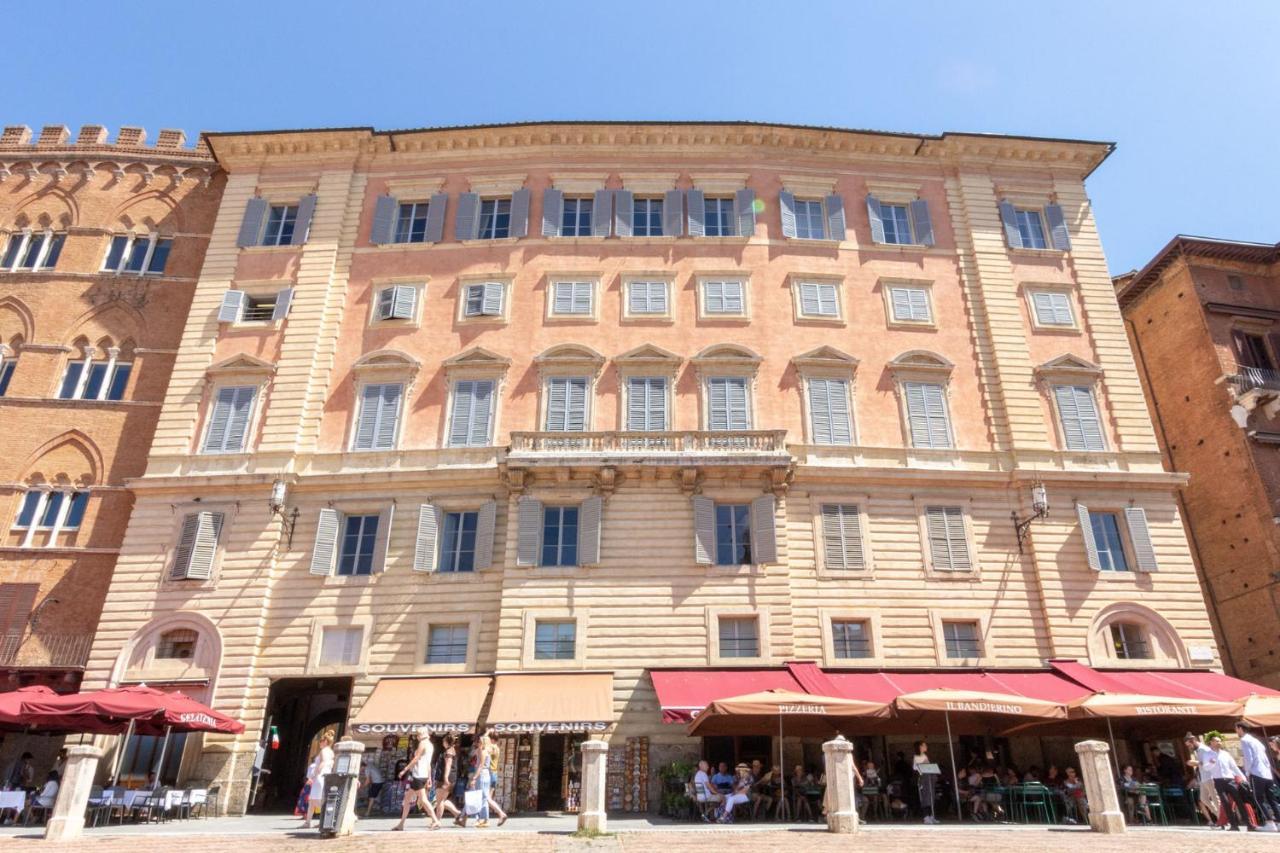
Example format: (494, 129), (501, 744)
(484, 672), (613, 735)
(350, 676), (492, 736)
(1069, 692), (1243, 719)
(1242, 693), (1280, 726)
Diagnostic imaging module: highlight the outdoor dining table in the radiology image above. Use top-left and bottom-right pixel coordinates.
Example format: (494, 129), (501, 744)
(0, 790), (26, 819)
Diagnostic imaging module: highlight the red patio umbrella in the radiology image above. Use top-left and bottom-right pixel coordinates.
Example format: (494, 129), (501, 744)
(17, 684), (243, 735)
(0, 685), (60, 730)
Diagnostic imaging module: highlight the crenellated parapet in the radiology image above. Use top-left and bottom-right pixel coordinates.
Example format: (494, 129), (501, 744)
(0, 124), (218, 187)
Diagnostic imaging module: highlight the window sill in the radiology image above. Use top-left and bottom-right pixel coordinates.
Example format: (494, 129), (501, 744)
(239, 244), (301, 254)
(923, 568), (982, 581)
(784, 237), (841, 247)
(319, 573), (377, 586)
(0, 545), (119, 555)
(372, 240), (440, 250)
(419, 571), (489, 583)
(544, 315), (599, 324)
(621, 314), (675, 324)
(456, 316), (508, 326)
(869, 241), (929, 251)
(795, 315), (846, 327)
(706, 563), (762, 576)
(0, 397), (158, 410)
(1009, 247), (1067, 258)
(886, 320), (937, 331)
(697, 314), (751, 323)
(459, 237), (523, 246)
(1093, 570), (1148, 581)
(228, 320), (283, 330)
(937, 657), (991, 667)
(816, 567), (874, 580)
(1028, 324), (1082, 335)
(533, 566), (588, 578)
(413, 662), (473, 674)
(101, 270), (166, 279)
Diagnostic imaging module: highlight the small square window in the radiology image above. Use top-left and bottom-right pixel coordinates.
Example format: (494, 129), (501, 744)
(942, 621), (980, 659)
(534, 620), (576, 660)
(541, 506), (579, 567)
(463, 282), (505, 318)
(550, 281), (594, 316)
(240, 294), (278, 323)
(1110, 622), (1150, 660)
(478, 198), (512, 240)
(337, 514), (380, 576)
(704, 198), (736, 237)
(702, 280), (746, 316)
(426, 624), (469, 664)
(718, 616), (759, 658)
(714, 504), (752, 566)
(793, 199), (826, 240)
(318, 626), (362, 666)
(156, 629), (198, 660)
(796, 281), (840, 319)
(832, 619), (871, 659)
(262, 205), (299, 246)
(888, 286), (932, 324)
(1089, 511), (1130, 571)
(561, 198), (594, 237)
(626, 281), (668, 316)
(633, 198), (664, 237)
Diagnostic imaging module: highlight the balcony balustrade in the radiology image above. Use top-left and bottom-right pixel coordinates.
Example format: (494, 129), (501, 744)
(507, 430), (791, 467)
(0, 632), (93, 669)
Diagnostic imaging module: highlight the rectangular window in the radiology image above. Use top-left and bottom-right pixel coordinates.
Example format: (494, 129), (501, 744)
(797, 281), (840, 318)
(807, 378), (852, 445)
(626, 376), (668, 431)
(375, 285), (417, 322)
(58, 358), (132, 402)
(1053, 384), (1106, 452)
(1014, 208), (1048, 250)
(880, 203), (913, 245)
(714, 503), (752, 565)
(560, 197), (593, 237)
(633, 197), (664, 236)
(627, 281), (668, 315)
(11, 490), (89, 531)
(703, 198), (736, 237)
(169, 510), (223, 580)
(832, 619), (871, 659)
(463, 282), (505, 317)
(1110, 623), (1150, 660)
(352, 383), (403, 451)
(262, 205), (298, 246)
(0, 358), (15, 396)
(478, 198), (512, 239)
(703, 280), (745, 316)
(551, 281), (594, 316)
(821, 503), (865, 570)
(318, 626), (362, 666)
(426, 624), (470, 664)
(1089, 511), (1130, 571)
(903, 381), (952, 449)
(202, 385), (257, 454)
(2, 231), (65, 272)
(889, 286), (932, 323)
(447, 379), (495, 447)
(393, 202), (431, 244)
(440, 511), (478, 573)
(925, 505), (971, 571)
(1235, 332), (1275, 371)
(337, 514), (380, 576)
(1030, 291), (1074, 327)
(534, 620), (576, 660)
(793, 199), (826, 240)
(707, 376), (750, 431)
(942, 621), (981, 659)
(718, 616), (759, 658)
(540, 505), (579, 567)
(102, 234), (173, 275)
(240, 294), (279, 323)
(545, 376), (589, 432)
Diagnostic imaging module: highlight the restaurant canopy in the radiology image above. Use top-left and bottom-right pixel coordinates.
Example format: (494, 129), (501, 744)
(687, 688), (892, 738)
(485, 672), (614, 735)
(350, 675), (492, 736)
(651, 668), (805, 723)
(5, 684), (243, 735)
(1241, 694), (1280, 727)
(894, 688), (1067, 728)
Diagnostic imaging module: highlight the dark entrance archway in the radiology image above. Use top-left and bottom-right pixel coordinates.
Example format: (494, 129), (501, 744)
(251, 676), (352, 813)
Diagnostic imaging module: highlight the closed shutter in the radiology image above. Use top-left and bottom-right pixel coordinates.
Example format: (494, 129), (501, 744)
(628, 281), (666, 315)
(515, 497), (542, 566)
(1045, 203), (1071, 251)
(203, 387), (234, 452)
(686, 188), (706, 237)
(1076, 503), (1101, 570)
(0, 583), (38, 635)
(455, 192), (480, 240)
(613, 189), (634, 238)
(999, 201), (1022, 248)
(546, 377), (588, 431)
(890, 287), (928, 322)
(722, 281), (744, 313)
(926, 506), (970, 570)
(865, 194), (885, 244)
(390, 285), (417, 320)
(354, 383), (403, 451)
(824, 193), (846, 241)
(508, 188), (531, 238)
(271, 287), (294, 322)
(413, 503), (441, 572)
(291, 194), (317, 246)
(779, 190), (797, 238)
(170, 514), (199, 579)
(590, 189), (612, 237)
(799, 283), (821, 316)
(1125, 507), (1158, 571)
(541, 188), (564, 237)
(1032, 291), (1073, 326)
(578, 495), (602, 565)
(474, 500), (497, 569)
(808, 378), (851, 445)
(909, 198), (935, 246)
(662, 189), (684, 237)
(627, 376), (667, 431)
(734, 188), (757, 238)
(1055, 385), (1106, 451)
(707, 377), (748, 431)
(373, 503), (394, 572)
(184, 511), (223, 580)
(423, 192), (447, 243)
(217, 290), (247, 323)
(370, 193), (398, 244)
(204, 385), (255, 453)
(905, 381), (951, 448)
(821, 504), (865, 570)
(236, 197), (268, 247)
(310, 508), (341, 575)
(692, 496), (715, 565)
(449, 379), (494, 447)
(750, 495), (778, 563)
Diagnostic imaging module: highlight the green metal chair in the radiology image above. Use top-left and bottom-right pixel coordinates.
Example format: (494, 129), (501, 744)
(1138, 783), (1168, 825)
(1017, 783), (1055, 824)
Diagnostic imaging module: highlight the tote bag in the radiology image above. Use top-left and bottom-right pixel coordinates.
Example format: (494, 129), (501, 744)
(464, 788), (484, 816)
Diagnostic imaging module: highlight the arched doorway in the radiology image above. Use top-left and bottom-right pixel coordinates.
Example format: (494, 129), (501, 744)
(252, 676), (352, 812)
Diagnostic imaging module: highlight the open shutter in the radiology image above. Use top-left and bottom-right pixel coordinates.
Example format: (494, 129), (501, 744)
(236, 197), (268, 247)
(474, 500), (496, 569)
(541, 188), (564, 237)
(375, 287), (395, 320)
(865, 195), (885, 244)
(515, 497), (542, 566)
(613, 189), (634, 238)
(373, 502), (394, 573)
(909, 198), (935, 246)
(685, 189), (706, 237)
(481, 282), (504, 316)
(508, 188), (531, 238)
(217, 290), (246, 323)
(170, 514), (200, 579)
(1076, 503), (1101, 570)
(1045, 203), (1071, 251)
(578, 495), (602, 565)
(371, 194), (398, 244)
(692, 496), (715, 565)
(291, 194), (316, 246)
(750, 494), (778, 563)
(1125, 507), (1158, 571)
(271, 287), (294, 322)
(455, 192), (480, 240)
(391, 285), (416, 320)
(413, 503), (440, 572)
(185, 512), (223, 580)
(734, 188), (757, 238)
(310, 508), (341, 575)
(662, 189), (684, 237)
(423, 192), (447, 243)
(590, 189), (612, 237)
(999, 201), (1022, 248)
(779, 190), (797, 238)
(222, 386), (256, 452)
(824, 193), (846, 241)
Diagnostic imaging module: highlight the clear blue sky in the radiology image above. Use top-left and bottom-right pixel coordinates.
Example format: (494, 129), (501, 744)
(16, 0), (1278, 273)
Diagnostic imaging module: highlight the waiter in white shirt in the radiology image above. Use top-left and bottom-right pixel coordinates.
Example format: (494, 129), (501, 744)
(1236, 722), (1279, 831)
(1208, 733), (1252, 830)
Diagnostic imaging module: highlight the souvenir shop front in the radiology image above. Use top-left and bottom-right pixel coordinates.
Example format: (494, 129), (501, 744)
(350, 672), (615, 815)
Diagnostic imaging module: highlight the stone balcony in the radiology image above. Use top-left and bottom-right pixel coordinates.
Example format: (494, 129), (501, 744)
(1226, 366), (1280, 424)
(506, 430), (791, 469)
(0, 632), (94, 669)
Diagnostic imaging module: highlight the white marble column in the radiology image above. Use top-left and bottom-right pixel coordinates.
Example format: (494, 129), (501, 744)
(1075, 739), (1126, 833)
(822, 735), (859, 833)
(44, 745), (103, 842)
(577, 739), (609, 832)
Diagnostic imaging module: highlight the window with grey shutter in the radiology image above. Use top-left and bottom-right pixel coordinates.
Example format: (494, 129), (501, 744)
(474, 500), (496, 570)
(1031, 291), (1074, 326)
(422, 192), (447, 243)
(909, 198), (935, 246)
(703, 280), (745, 315)
(692, 495), (715, 565)
(865, 194), (886, 244)
(590, 189), (613, 237)
(998, 200), (1022, 248)
(376, 285), (417, 321)
(515, 496), (542, 566)
(236, 197), (268, 248)
(271, 288), (294, 322)
(627, 376), (668, 431)
(613, 189), (634, 238)
(352, 383), (403, 451)
(370, 194), (398, 244)
(821, 503), (865, 570)
(1124, 506), (1158, 571)
(545, 376), (589, 431)
(170, 511), (223, 580)
(541, 188), (564, 237)
(889, 286), (931, 323)
(1076, 502), (1101, 570)
(310, 507), (342, 575)
(464, 282), (505, 318)
(707, 376), (750, 431)
(734, 188), (757, 238)
(779, 190), (797, 238)
(749, 494), (777, 563)
(413, 503), (441, 572)
(1054, 384), (1106, 451)
(807, 378), (852, 445)
(903, 381), (952, 448)
(925, 505), (970, 570)
(552, 281), (593, 315)
(797, 281), (839, 318)
(627, 281), (667, 315)
(218, 290), (247, 323)
(455, 192), (480, 240)
(448, 378), (495, 447)
(578, 495), (602, 565)
(662, 189), (684, 237)
(507, 188), (531, 238)
(291, 194), (316, 245)
(203, 385), (256, 454)
(685, 188), (706, 237)
(824, 193), (846, 241)
(1044, 203), (1071, 251)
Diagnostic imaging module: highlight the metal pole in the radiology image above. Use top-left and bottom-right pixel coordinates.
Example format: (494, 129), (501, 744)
(111, 718), (135, 786)
(1106, 717), (1120, 779)
(777, 714), (785, 818)
(152, 725), (173, 787)
(945, 711), (961, 821)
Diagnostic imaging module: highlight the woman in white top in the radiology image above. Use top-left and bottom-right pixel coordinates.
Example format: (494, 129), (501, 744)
(34, 771), (59, 808)
(394, 726), (440, 831)
(301, 733), (335, 829)
(912, 741), (938, 824)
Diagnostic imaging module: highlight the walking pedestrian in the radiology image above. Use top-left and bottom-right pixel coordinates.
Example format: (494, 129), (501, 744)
(393, 726), (440, 830)
(1235, 722), (1279, 831)
(476, 732), (507, 827)
(300, 733), (334, 829)
(434, 734), (462, 825)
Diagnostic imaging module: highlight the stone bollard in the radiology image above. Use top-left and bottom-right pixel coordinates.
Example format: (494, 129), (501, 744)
(822, 735), (859, 833)
(577, 740), (609, 833)
(327, 739), (365, 837)
(1074, 740), (1126, 833)
(44, 745), (104, 842)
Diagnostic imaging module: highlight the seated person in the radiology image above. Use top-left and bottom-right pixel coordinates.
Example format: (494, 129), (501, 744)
(965, 767), (987, 820)
(719, 764), (753, 823)
(692, 760), (722, 808)
(711, 762), (734, 796)
(790, 764), (814, 820)
(749, 759), (774, 818)
(28, 771), (59, 821)
(1043, 765), (1062, 789)
(1119, 765), (1151, 824)
(1061, 766), (1089, 824)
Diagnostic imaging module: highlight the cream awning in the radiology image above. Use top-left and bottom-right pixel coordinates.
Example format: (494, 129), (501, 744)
(484, 672), (613, 735)
(350, 675), (492, 736)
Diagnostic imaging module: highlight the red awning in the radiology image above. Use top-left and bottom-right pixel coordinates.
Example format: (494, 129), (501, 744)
(1050, 661), (1279, 702)
(650, 669), (805, 723)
